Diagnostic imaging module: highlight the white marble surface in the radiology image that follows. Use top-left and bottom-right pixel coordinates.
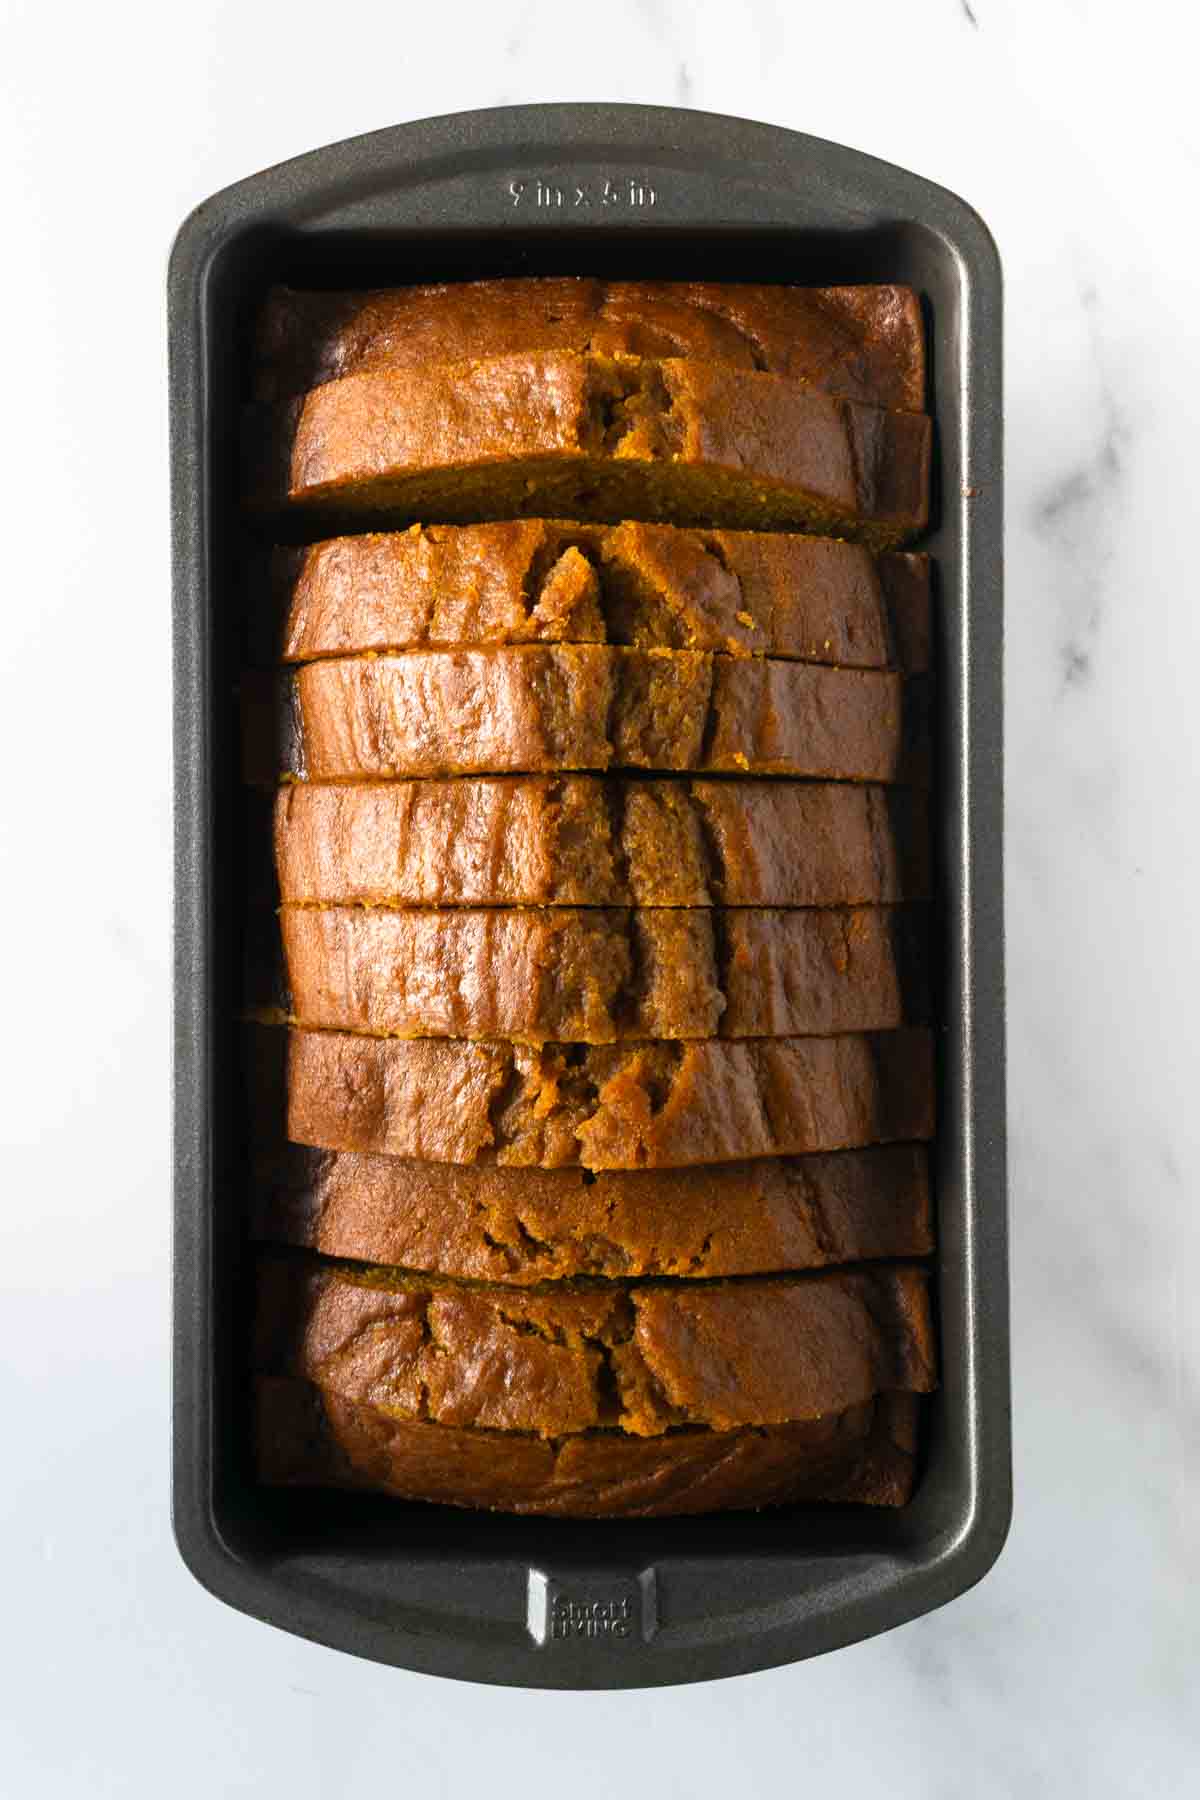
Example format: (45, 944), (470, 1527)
(2, 0), (1197, 1790)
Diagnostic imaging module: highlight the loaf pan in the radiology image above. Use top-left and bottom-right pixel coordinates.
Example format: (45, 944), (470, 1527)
(170, 103), (1009, 1688)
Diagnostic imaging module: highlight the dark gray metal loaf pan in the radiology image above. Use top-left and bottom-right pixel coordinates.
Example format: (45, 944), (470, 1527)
(169, 102), (1009, 1689)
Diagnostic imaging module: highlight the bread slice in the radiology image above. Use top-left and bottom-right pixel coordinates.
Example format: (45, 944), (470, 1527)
(283, 646), (927, 783)
(252, 1143), (933, 1282)
(278, 903), (930, 1043)
(272, 777), (931, 909)
(246, 353), (930, 547)
(256, 1377), (921, 1514)
(264, 520), (930, 670)
(254, 1254), (935, 1436)
(254, 278), (926, 410)
(284, 1028), (935, 1169)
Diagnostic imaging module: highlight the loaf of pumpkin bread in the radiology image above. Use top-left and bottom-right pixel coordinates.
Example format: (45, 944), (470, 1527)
(252, 1144), (933, 1283)
(282, 646), (926, 783)
(278, 903), (930, 1042)
(247, 353), (930, 546)
(285, 1028), (935, 1169)
(266, 520), (930, 669)
(254, 278), (926, 410)
(256, 1378), (921, 1514)
(254, 1254), (935, 1436)
(250, 275), (936, 1517)
(272, 777), (930, 909)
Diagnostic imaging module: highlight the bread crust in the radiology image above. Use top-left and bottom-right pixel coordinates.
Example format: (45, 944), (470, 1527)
(254, 278), (926, 412)
(255, 1378), (922, 1514)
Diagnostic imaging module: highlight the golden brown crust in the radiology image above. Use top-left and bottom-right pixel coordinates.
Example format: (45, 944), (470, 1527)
(247, 353), (930, 547)
(284, 646), (926, 783)
(254, 279), (926, 410)
(255, 1377), (921, 1514)
(278, 903), (930, 1042)
(252, 1143), (934, 1282)
(254, 1255), (935, 1436)
(265, 520), (930, 670)
(272, 777), (931, 909)
(284, 1028), (936, 1170)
